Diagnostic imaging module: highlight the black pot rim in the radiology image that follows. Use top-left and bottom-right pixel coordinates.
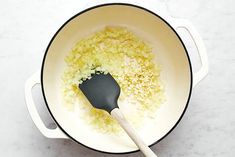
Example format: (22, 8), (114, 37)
(41, 2), (193, 155)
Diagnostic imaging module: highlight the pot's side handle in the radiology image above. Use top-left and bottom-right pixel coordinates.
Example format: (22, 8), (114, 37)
(25, 71), (68, 139)
(172, 19), (209, 87)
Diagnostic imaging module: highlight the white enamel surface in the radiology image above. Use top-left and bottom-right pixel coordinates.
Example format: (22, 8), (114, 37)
(25, 71), (68, 139)
(171, 19), (209, 87)
(111, 108), (158, 157)
(42, 5), (192, 153)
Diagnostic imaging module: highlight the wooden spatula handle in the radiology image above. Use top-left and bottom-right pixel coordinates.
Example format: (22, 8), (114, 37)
(111, 108), (158, 157)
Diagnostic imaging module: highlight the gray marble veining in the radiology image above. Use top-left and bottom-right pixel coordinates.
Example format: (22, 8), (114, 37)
(0, 0), (234, 157)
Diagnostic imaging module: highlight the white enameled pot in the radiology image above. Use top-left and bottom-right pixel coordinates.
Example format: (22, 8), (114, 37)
(25, 3), (208, 154)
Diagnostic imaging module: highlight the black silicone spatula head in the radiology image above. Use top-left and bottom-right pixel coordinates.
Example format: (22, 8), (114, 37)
(79, 73), (158, 157)
(79, 73), (120, 113)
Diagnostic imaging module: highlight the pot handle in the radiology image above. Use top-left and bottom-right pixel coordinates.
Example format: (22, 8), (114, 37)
(172, 19), (209, 87)
(25, 71), (68, 139)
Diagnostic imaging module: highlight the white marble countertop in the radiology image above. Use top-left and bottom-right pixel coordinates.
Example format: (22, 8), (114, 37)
(0, 0), (234, 156)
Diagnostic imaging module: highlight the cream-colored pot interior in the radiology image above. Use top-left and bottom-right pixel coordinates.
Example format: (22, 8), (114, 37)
(42, 4), (192, 153)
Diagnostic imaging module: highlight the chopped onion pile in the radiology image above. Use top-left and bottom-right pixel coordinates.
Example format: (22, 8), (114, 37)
(62, 27), (165, 133)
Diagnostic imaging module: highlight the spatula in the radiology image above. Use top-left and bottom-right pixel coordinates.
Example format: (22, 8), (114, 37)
(79, 72), (157, 157)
